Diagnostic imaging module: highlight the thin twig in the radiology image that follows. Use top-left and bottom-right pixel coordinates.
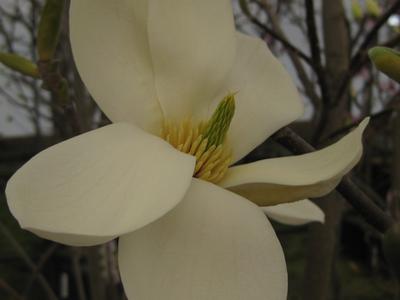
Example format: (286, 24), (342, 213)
(71, 248), (88, 300)
(324, 108), (397, 142)
(0, 278), (24, 300)
(257, 0), (322, 110)
(240, 1), (313, 65)
(0, 221), (59, 300)
(354, 0), (400, 58)
(350, 17), (367, 49)
(23, 243), (59, 297)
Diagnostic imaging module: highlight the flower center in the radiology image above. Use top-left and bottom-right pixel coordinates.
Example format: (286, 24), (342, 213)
(160, 93), (236, 184)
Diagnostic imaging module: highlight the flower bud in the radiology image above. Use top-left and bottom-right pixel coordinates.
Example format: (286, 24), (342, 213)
(368, 47), (400, 83)
(366, 0), (381, 18)
(0, 52), (39, 78)
(351, 0), (363, 21)
(37, 0), (66, 61)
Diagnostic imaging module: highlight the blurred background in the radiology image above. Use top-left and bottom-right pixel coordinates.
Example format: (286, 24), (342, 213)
(0, 0), (400, 299)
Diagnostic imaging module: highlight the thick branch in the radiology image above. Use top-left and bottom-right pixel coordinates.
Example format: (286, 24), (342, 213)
(304, 0), (330, 105)
(273, 127), (394, 233)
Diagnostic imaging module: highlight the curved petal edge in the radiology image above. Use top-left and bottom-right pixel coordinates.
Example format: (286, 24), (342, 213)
(215, 32), (304, 162)
(118, 178), (287, 300)
(6, 123), (195, 246)
(220, 118), (369, 206)
(262, 199), (325, 225)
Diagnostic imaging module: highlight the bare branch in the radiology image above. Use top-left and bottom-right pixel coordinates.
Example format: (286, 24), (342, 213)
(0, 221), (59, 300)
(304, 0), (330, 106)
(0, 278), (24, 300)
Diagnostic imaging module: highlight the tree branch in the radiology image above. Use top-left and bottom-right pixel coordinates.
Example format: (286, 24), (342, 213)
(304, 0), (330, 106)
(0, 221), (59, 300)
(23, 244), (59, 298)
(0, 278), (24, 300)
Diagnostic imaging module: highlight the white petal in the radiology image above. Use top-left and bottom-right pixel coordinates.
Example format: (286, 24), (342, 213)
(6, 124), (195, 246)
(220, 118), (369, 206)
(262, 200), (324, 225)
(118, 179), (287, 300)
(219, 33), (304, 162)
(70, 0), (163, 133)
(147, 0), (236, 120)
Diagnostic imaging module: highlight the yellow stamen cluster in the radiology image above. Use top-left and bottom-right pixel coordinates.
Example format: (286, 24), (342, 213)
(161, 119), (232, 183)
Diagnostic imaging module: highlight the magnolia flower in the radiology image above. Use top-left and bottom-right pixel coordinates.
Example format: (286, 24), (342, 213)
(6, 0), (367, 299)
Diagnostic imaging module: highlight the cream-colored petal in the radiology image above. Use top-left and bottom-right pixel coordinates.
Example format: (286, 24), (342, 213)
(262, 200), (324, 225)
(207, 33), (303, 162)
(6, 124), (195, 246)
(220, 118), (369, 206)
(147, 0), (236, 120)
(70, 0), (163, 133)
(118, 178), (287, 300)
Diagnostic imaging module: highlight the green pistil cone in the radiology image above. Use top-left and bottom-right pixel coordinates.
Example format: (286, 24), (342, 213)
(203, 93), (236, 147)
(369, 47), (400, 83)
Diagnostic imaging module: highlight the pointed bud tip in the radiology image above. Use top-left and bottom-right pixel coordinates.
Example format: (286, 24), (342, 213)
(203, 93), (237, 147)
(0, 52), (39, 78)
(368, 47), (400, 83)
(222, 91), (237, 107)
(366, 0), (381, 17)
(368, 47), (398, 61)
(351, 0), (363, 20)
(368, 47), (380, 60)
